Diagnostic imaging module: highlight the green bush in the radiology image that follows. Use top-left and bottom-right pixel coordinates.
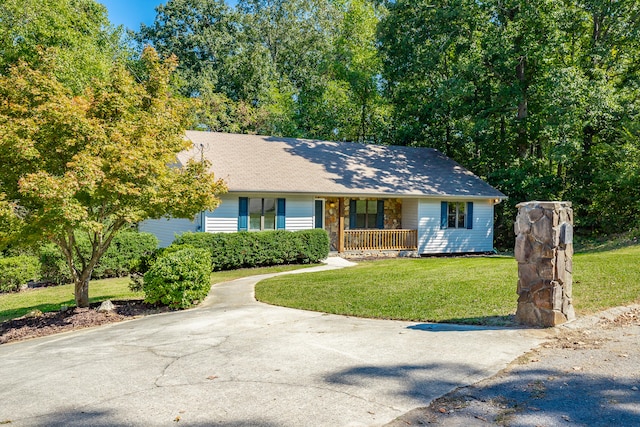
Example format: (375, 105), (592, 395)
(175, 229), (330, 271)
(92, 231), (158, 279)
(39, 231), (159, 284)
(0, 255), (40, 292)
(39, 243), (72, 285)
(142, 247), (212, 309)
(296, 229), (331, 263)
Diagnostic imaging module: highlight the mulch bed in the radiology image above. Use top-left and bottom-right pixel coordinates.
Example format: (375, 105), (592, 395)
(0, 300), (170, 345)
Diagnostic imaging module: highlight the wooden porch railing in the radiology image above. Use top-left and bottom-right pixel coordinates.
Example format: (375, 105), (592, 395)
(343, 229), (418, 251)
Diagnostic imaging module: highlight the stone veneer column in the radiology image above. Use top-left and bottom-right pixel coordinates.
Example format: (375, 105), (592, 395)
(514, 201), (575, 327)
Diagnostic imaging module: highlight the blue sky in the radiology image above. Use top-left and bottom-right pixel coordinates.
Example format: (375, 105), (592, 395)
(100, 1), (237, 31)
(99, 1), (163, 31)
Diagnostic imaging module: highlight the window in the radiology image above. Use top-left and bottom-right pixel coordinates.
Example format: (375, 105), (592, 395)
(249, 198), (276, 230)
(448, 202), (466, 228)
(349, 199), (384, 229)
(356, 200), (377, 229)
(441, 201), (473, 230)
(239, 197), (285, 231)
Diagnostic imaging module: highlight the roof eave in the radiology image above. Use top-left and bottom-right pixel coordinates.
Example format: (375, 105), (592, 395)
(225, 189), (507, 200)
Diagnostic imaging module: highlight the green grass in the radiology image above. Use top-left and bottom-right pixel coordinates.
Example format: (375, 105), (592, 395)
(210, 264), (319, 285)
(573, 246), (640, 314)
(4, 246), (639, 327)
(0, 264), (318, 323)
(0, 277), (141, 323)
(256, 245), (640, 325)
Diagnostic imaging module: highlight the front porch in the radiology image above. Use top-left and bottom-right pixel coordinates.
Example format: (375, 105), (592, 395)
(344, 229), (418, 251)
(322, 197), (418, 254)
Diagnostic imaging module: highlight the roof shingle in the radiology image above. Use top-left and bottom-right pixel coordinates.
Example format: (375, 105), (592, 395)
(180, 131), (505, 199)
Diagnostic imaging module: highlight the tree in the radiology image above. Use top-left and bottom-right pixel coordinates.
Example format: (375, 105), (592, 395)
(0, 47), (227, 307)
(379, 0), (640, 244)
(328, 0), (389, 143)
(0, 0), (125, 94)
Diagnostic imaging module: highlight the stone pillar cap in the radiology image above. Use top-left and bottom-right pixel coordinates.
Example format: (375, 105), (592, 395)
(516, 201), (572, 209)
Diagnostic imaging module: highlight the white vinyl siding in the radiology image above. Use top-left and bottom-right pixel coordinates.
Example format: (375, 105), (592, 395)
(138, 217), (197, 248)
(285, 196), (315, 231)
(417, 199), (494, 254)
(202, 195), (315, 233)
(204, 196), (238, 233)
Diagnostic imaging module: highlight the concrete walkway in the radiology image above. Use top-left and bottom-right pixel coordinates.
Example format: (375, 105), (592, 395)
(0, 258), (546, 426)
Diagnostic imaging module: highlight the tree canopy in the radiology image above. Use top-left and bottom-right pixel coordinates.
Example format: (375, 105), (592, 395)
(378, 0), (640, 243)
(1, 0), (639, 260)
(0, 0), (125, 94)
(135, 0), (640, 242)
(0, 47), (226, 306)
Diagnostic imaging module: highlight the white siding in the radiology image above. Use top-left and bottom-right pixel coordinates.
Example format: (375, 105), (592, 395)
(285, 196), (315, 230)
(417, 199), (495, 254)
(204, 196), (238, 233)
(401, 199), (419, 229)
(201, 194), (315, 233)
(138, 217), (197, 248)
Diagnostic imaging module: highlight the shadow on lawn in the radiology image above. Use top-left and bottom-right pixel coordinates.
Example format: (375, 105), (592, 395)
(408, 314), (523, 331)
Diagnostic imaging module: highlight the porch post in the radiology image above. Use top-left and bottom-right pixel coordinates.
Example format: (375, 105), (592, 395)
(338, 197), (345, 253)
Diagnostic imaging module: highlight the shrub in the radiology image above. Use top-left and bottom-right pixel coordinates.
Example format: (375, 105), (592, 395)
(0, 255), (40, 292)
(39, 231), (158, 284)
(143, 247), (212, 309)
(92, 231), (158, 279)
(296, 229), (330, 263)
(39, 243), (71, 285)
(175, 229), (330, 271)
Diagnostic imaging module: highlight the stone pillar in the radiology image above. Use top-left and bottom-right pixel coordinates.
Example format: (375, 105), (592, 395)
(514, 201), (575, 327)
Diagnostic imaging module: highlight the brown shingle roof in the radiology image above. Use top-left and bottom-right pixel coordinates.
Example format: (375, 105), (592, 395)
(180, 131), (506, 199)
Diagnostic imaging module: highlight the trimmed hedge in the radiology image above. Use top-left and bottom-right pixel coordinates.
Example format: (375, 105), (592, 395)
(174, 229), (330, 271)
(39, 231), (159, 284)
(0, 255), (40, 293)
(143, 247), (212, 309)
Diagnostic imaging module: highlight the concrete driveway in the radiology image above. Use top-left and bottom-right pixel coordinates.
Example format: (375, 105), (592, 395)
(0, 259), (545, 426)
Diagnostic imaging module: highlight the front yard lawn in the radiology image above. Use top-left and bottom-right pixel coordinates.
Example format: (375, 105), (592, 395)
(0, 264), (316, 323)
(0, 277), (141, 323)
(255, 245), (640, 325)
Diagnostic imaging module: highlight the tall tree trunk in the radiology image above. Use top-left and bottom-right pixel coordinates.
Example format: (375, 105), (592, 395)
(516, 55), (528, 158)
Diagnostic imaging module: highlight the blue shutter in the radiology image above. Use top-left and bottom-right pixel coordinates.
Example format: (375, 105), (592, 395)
(349, 199), (357, 229)
(440, 202), (448, 229)
(376, 200), (385, 229)
(466, 202), (473, 229)
(277, 198), (286, 229)
(238, 197), (248, 231)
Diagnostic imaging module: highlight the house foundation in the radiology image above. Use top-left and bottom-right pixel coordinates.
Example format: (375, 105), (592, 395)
(514, 201), (575, 327)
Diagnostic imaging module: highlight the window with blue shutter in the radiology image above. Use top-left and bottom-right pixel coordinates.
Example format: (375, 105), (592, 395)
(350, 199), (385, 229)
(441, 201), (473, 229)
(240, 197), (285, 231)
